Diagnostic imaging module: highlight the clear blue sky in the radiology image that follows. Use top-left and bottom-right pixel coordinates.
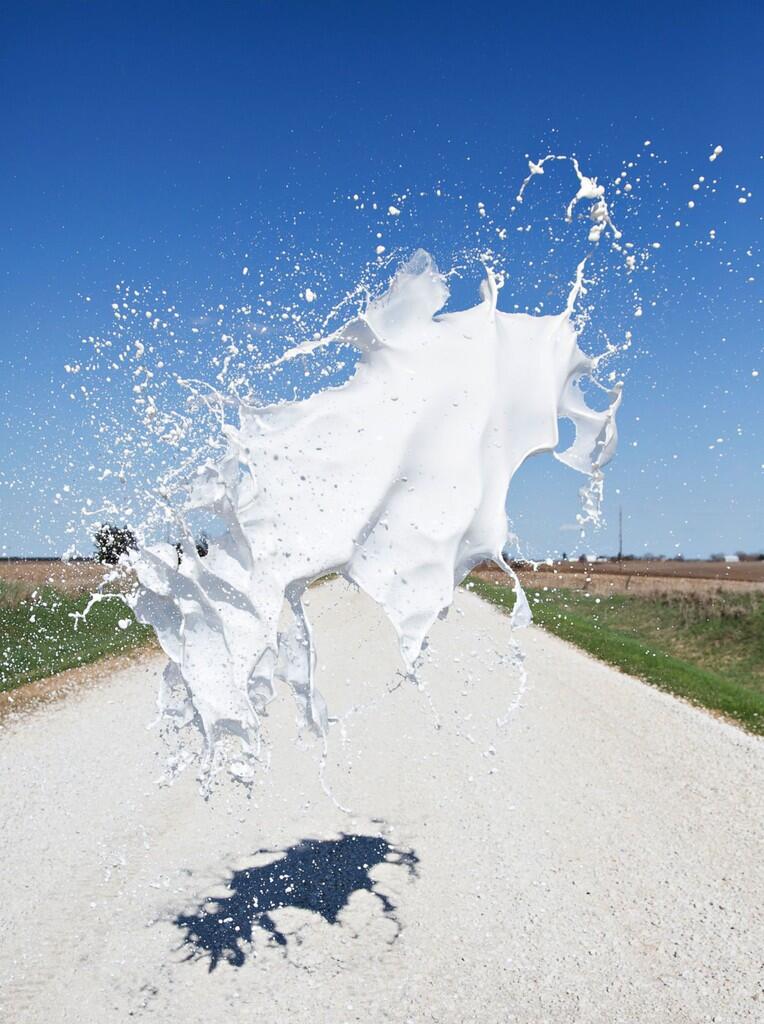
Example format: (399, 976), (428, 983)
(1, 0), (761, 558)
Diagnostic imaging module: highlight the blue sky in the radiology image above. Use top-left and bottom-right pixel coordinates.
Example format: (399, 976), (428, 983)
(0, 0), (761, 558)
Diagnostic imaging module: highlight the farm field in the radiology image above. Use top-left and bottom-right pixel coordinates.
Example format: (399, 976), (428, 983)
(530, 558), (764, 583)
(0, 560), (150, 693)
(6, 556), (762, 599)
(0, 558), (113, 598)
(474, 559), (764, 598)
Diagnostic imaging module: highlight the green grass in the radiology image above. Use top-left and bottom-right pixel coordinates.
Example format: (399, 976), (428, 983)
(0, 583), (155, 693)
(466, 577), (764, 736)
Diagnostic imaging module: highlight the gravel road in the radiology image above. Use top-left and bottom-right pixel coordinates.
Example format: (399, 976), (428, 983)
(1, 581), (761, 1023)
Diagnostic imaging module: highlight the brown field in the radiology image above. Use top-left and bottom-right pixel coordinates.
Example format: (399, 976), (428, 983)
(2, 556), (763, 604)
(541, 559), (764, 583)
(0, 560), (119, 600)
(474, 559), (764, 597)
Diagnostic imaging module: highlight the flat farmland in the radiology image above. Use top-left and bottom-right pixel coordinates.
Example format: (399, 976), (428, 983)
(0, 560), (150, 693)
(0, 559), (115, 599)
(474, 559), (764, 597)
(546, 558), (764, 582)
(4, 557), (762, 602)
(469, 559), (764, 735)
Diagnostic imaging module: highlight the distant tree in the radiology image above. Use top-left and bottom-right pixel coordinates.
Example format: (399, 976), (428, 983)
(94, 523), (137, 564)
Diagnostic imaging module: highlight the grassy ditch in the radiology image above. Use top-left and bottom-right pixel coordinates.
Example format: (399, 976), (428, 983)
(466, 576), (764, 736)
(0, 582), (154, 692)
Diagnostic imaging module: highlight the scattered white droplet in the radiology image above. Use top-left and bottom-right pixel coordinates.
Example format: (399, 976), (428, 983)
(304, 288), (316, 303)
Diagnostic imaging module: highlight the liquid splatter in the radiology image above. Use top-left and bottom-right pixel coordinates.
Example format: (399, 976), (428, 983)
(116, 160), (623, 778)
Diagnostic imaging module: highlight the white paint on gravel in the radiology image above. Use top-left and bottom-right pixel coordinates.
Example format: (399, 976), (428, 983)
(1, 581), (761, 1023)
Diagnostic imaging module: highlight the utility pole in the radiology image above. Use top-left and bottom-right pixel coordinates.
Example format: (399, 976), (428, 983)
(618, 505), (623, 562)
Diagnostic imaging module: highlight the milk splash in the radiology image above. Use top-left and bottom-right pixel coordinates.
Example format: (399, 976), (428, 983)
(98, 158), (623, 779)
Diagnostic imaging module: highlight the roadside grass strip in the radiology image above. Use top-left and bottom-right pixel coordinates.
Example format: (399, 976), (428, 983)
(467, 576), (764, 736)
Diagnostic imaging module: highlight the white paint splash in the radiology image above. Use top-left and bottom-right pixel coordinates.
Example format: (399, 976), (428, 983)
(125, 196), (622, 777)
(517, 155), (622, 242)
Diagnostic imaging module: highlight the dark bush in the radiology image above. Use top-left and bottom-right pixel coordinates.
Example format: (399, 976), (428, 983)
(93, 524), (137, 565)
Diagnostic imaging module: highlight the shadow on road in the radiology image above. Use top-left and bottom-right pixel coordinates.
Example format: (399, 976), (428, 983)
(174, 833), (419, 970)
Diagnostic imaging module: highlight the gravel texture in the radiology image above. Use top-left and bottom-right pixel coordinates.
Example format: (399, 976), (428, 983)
(1, 580), (761, 1023)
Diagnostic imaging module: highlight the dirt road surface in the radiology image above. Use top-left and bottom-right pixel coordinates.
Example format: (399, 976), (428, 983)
(1, 582), (761, 1023)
